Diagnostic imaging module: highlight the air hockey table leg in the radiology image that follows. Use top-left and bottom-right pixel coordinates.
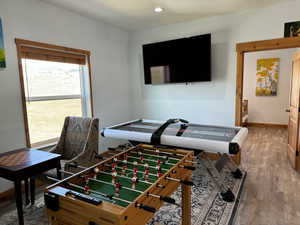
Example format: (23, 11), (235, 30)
(217, 153), (243, 179)
(197, 153), (235, 202)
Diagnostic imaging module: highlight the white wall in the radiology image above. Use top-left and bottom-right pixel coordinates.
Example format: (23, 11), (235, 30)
(0, 0), (131, 192)
(243, 49), (294, 125)
(129, 0), (300, 126)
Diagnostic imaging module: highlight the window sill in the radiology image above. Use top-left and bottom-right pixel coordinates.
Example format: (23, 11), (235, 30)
(31, 137), (59, 150)
(33, 142), (57, 151)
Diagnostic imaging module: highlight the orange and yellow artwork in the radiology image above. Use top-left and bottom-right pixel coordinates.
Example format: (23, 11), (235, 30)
(0, 19), (5, 68)
(256, 58), (279, 96)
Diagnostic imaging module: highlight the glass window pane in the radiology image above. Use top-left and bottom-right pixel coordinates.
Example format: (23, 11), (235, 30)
(23, 59), (81, 97)
(26, 99), (82, 144)
(22, 59), (86, 146)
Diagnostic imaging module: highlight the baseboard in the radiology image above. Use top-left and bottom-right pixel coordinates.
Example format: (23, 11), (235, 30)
(0, 187), (15, 202)
(0, 179), (45, 202)
(247, 122), (288, 129)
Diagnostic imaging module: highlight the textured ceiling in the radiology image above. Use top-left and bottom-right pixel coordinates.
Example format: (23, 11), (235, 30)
(41, 0), (291, 30)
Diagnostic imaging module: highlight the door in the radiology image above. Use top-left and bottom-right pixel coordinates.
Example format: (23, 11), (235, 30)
(287, 50), (300, 171)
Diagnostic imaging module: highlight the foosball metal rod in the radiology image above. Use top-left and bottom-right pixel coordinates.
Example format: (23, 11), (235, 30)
(110, 148), (185, 160)
(61, 171), (178, 205)
(134, 151), (180, 162)
(58, 169), (144, 195)
(133, 150), (181, 162)
(166, 176), (194, 186)
(109, 148), (181, 162)
(137, 148), (184, 160)
(89, 177), (178, 205)
(46, 176), (132, 204)
(103, 164), (193, 186)
(68, 164), (155, 185)
(89, 177), (177, 205)
(69, 163), (160, 186)
(107, 155), (196, 171)
(90, 176), (144, 194)
(105, 164), (161, 184)
(104, 163), (159, 178)
(100, 170), (154, 185)
(140, 150), (183, 161)
(184, 160), (198, 164)
(139, 146), (186, 157)
(106, 151), (176, 166)
(102, 157), (169, 172)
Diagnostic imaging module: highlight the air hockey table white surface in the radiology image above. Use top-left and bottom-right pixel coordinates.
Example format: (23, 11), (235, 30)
(101, 119), (248, 155)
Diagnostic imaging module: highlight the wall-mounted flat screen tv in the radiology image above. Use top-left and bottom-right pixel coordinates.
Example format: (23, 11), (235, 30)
(142, 33), (211, 85)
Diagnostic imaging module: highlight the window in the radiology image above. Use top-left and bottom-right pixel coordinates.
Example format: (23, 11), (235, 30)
(16, 39), (93, 147)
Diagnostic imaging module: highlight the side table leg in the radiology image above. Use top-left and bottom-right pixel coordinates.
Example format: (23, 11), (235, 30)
(30, 178), (35, 205)
(14, 180), (24, 225)
(24, 179), (30, 205)
(57, 160), (62, 180)
(181, 179), (192, 225)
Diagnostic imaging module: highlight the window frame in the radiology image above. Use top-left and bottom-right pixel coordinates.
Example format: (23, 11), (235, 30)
(15, 38), (94, 148)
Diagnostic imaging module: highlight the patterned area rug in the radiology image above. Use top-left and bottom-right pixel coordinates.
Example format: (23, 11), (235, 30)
(0, 163), (246, 225)
(148, 163), (246, 225)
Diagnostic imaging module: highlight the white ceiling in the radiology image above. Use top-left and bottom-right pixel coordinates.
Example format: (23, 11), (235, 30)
(41, 0), (291, 30)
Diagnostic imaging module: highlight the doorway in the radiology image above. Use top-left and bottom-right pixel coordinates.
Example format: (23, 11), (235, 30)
(235, 36), (300, 172)
(242, 49), (294, 128)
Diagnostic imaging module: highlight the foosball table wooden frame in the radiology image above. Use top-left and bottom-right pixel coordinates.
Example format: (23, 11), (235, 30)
(44, 144), (195, 225)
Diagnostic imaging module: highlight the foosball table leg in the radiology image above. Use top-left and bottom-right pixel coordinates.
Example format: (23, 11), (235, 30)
(181, 178), (192, 225)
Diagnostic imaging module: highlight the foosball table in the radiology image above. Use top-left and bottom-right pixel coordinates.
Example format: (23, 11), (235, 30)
(44, 144), (195, 225)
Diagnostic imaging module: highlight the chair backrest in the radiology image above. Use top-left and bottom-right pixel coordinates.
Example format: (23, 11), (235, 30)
(61, 117), (98, 160)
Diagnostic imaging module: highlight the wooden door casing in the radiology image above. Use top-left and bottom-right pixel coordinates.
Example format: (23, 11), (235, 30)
(287, 50), (300, 171)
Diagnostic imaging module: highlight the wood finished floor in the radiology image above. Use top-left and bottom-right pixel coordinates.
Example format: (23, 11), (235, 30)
(235, 127), (300, 225)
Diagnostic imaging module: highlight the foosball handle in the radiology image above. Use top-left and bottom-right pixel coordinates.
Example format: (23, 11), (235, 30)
(140, 205), (156, 213)
(160, 196), (176, 204)
(108, 147), (117, 151)
(156, 183), (165, 189)
(181, 180), (194, 186)
(183, 165), (196, 171)
(136, 203), (156, 213)
(107, 194), (114, 200)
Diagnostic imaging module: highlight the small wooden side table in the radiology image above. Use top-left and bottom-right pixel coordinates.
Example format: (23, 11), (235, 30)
(0, 148), (61, 225)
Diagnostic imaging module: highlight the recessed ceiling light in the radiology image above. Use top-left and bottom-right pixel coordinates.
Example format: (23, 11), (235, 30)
(154, 7), (164, 13)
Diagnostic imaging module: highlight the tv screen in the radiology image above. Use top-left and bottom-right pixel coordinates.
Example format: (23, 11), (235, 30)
(142, 33), (211, 84)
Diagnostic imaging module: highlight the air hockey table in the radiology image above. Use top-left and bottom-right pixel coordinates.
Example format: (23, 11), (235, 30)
(101, 118), (248, 155)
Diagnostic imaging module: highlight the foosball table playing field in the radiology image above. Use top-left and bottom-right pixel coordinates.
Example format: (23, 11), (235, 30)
(44, 144), (195, 225)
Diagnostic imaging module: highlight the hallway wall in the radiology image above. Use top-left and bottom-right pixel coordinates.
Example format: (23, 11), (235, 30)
(243, 49), (294, 125)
